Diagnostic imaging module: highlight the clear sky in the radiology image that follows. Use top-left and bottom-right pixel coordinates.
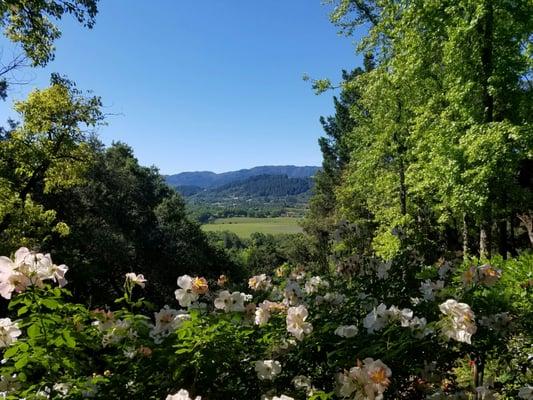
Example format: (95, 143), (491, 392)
(0, 1), (363, 174)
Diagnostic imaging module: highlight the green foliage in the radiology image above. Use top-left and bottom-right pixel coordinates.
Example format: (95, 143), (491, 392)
(0, 82), (238, 308)
(207, 231), (316, 276)
(205, 174), (312, 198)
(169, 312), (267, 398)
(0, 1), (531, 398)
(303, 67), (370, 269)
(188, 202), (307, 223)
(0, 77), (102, 253)
(43, 142), (239, 306)
(0, 0), (98, 67)
(0, 0), (98, 99)
(182, 174), (313, 223)
(1, 247), (530, 399)
(316, 0), (533, 261)
(3, 286), (101, 399)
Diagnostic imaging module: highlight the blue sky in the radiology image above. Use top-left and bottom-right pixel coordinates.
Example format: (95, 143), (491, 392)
(0, 1), (363, 174)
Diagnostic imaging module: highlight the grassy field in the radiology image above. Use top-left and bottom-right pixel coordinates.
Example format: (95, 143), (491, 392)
(201, 217), (303, 238)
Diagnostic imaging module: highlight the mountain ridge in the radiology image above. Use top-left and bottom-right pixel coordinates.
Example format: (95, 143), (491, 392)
(165, 165), (320, 189)
(192, 174), (313, 199)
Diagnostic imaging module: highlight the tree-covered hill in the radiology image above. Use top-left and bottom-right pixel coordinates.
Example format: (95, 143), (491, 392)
(183, 174), (313, 200)
(165, 165), (319, 189)
(177, 174), (314, 222)
(171, 169), (318, 222)
(174, 185), (204, 196)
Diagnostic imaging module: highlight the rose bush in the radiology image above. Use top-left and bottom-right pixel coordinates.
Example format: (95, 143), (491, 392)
(0, 247), (531, 399)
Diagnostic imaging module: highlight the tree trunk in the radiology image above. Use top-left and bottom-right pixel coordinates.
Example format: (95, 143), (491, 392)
(479, 227), (489, 259)
(399, 159), (407, 216)
(478, 0), (494, 262)
(480, 211), (492, 259)
(462, 213), (469, 259)
(473, 355), (485, 400)
(0, 213), (12, 235)
(393, 97), (407, 217)
(318, 230), (330, 273)
(498, 219), (508, 259)
(509, 214), (517, 256)
(517, 213), (533, 247)
(481, 0), (494, 124)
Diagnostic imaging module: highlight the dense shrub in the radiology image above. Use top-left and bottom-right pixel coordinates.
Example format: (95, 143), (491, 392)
(0, 247), (531, 399)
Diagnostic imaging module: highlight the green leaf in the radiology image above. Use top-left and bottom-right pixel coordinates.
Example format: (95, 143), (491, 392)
(62, 331), (76, 348)
(14, 355), (29, 369)
(27, 324), (41, 339)
(3, 345), (19, 358)
(41, 298), (60, 310)
(17, 306), (29, 316)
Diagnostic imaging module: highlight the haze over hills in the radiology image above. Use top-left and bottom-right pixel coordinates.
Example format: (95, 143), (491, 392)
(165, 165), (320, 189)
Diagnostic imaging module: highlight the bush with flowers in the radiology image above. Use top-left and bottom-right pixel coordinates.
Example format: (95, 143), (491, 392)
(0, 246), (531, 399)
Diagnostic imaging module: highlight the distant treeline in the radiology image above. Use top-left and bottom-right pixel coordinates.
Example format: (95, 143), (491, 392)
(188, 202), (307, 223)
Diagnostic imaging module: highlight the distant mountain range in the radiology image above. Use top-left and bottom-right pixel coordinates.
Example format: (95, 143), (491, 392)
(165, 165), (320, 189)
(177, 174), (313, 201)
(165, 166), (320, 219)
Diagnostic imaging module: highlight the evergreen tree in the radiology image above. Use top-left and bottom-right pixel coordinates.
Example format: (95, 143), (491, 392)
(303, 60), (374, 267)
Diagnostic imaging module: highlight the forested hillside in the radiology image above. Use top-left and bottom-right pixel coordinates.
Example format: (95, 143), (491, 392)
(166, 165), (319, 188)
(169, 168), (318, 222)
(180, 174), (312, 200)
(179, 174), (314, 221)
